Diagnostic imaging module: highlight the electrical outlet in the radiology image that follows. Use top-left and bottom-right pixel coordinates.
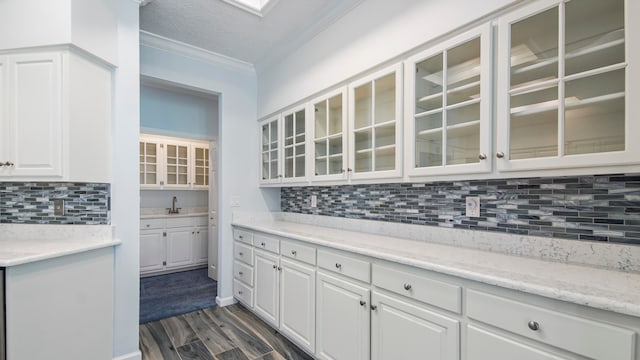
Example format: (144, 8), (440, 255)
(54, 199), (65, 216)
(311, 195), (317, 208)
(466, 196), (480, 217)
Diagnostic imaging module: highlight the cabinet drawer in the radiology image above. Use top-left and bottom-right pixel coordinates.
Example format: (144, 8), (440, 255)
(166, 217), (194, 228)
(234, 242), (254, 266)
(233, 229), (253, 245)
(234, 279), (253, 308)
(234, 260), (254, 286)
(254, 234), (280, 254)
(140, 218), (164, 230)
(318, 249), (370, 283)
(193, 216), (208, 227)
(467, 325), (568, 360)
(372, 263), (461, 314)
(466, 290), (635, 360)
(281, 240), (316, 265)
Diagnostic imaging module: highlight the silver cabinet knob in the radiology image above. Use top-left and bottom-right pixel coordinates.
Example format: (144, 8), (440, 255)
(239, 252), (243, 256)
(261, 242), (266, 247)
(359, 300), (366, 307)
(370, 304), (377, 311)
(238, 271), (243, 276)
(403, 283), (412, 291)
(478, 153), (487, 160)
(272, 264), (277, 269)
(238, 290), (243, 295)
(239, 235), (243, 239)
(291, 250), (297, 256)
(528, 321), (540, 331)
(496, 151), (505, 159)
(335, 263), (342, 269)
(347, 168), (353, 172)
(277, 266), (282, 271)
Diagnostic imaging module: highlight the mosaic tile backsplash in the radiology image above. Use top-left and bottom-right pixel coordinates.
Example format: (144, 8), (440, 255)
(0, 182), (110, 224)
(281, 174), (640, 246)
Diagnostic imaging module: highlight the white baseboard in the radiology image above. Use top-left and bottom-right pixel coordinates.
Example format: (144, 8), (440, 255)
(113, 350), (142, 360)
(216, 295), (236, 307)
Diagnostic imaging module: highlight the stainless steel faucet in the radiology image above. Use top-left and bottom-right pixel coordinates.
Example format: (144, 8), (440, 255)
(167, 196), (181, 214)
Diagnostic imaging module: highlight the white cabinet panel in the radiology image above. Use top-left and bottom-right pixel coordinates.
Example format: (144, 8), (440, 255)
(279, 258), (315, 353)
(140, 230), (164, 273)
(467, 325), (571, 360)
(193, 227), (208, 265)
(166, 228), (193, 268)
(371, 291), (459, 360)
(254, 249), (280, 327)
(316, 271), (370, 360)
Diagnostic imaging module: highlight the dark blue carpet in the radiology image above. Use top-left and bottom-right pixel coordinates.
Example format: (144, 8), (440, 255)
(140, 268), (217, 324)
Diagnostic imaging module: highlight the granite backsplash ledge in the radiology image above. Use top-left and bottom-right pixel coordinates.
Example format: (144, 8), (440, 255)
(0, 182), (110, 225)
(281, 173), (640, 246)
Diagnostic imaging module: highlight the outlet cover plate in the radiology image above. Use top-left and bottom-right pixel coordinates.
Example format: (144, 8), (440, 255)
(466, 196), (480, 217)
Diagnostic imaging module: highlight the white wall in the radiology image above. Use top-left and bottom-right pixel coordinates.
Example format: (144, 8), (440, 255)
(141, 190), (208, 210)
(257, 0), (517, 117)
(112, 1), (141, 359)
(140, 43), (280, 303)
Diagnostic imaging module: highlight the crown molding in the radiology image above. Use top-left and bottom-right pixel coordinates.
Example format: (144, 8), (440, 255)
(139, 30), (255, 74)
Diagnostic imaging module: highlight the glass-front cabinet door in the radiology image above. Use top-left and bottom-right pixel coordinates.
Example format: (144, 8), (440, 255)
(165, 142), (190, 187)
(260, 116), (281, 184)
(349, 63), (403, 180)
(140, 138), (162, 188)
(311, 87), (348, 182)
(192, 144), (209, 189)
(406, 24), (492, 177)
(282, 106), (308, 183)
(497, 0), (639, 171)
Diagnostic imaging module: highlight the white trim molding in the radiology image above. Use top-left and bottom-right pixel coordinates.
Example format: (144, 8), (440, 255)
(139, 31), (255, 74)
(216, 296), (237, 307)
(113, 350), (142, 360)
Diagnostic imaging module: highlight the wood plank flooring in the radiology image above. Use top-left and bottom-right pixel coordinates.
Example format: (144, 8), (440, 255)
(139, 304), (314, 360)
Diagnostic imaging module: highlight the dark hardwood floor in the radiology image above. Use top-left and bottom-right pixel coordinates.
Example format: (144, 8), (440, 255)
(139, 304), (314, 360)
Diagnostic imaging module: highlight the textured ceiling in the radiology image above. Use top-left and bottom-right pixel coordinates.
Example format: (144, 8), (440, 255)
(140, 0), (364, 67)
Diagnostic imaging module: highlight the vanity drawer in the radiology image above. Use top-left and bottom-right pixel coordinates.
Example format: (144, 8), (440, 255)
(281, 240), (316, 265)
(318, 249), (370, 283)
(166, 217), (194, 228)
(234, 260), (254, 286)
(466, 289), (635, 360)
(234, 242), (254, 266)
(193, 216), (208, 227)
(233, 229), (253, 245)
(372, 263), (461, 314)
(254, 234), (280, 254)
(140, 218), (164, 230)
(233, 279), (253, 308)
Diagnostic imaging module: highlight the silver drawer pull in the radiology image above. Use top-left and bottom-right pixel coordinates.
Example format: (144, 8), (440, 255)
(261, 242), (266, 247)
(272, 264), (277, 269)
(403, 283), (412, 291)
(335, 263), (342, 269)
(239, 252), (243, 256)
(238, 290), (243, 295)
(359, 300), (366, 307)
(291, 250), (297, 256)
(239, 235), (243, 239)
(370, 304), (377, 311)
(528, 321), (540, 331)
(238, 271), (243, 276)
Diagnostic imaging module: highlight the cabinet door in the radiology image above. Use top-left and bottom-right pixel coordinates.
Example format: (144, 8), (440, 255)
(0, 56), (5, 166)
(497, 0), (638, 171)
(254, 249), (280, 327)
(192, 227), (208, 265)
(406, 24), (492, 177)
(164, 142), (190, 187)
(2, 52), (62, 177)
(192, 144), (209, 189)
(316, 271), (370, 360)
(140, 230), (165, 273)
(260, 116), (281, 184)
(280, 258), (316, 353)
(371, 292), (459, 360)
(349, 63), (403, 181)
(282, 106), (308, 183)
(165, 228), (193, 268)
(311, 88), (348, 182)
(139, 139), (161, 188)
(467, 325), (571, 360)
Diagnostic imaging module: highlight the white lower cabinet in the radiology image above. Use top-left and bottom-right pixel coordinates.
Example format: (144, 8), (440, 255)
(254, 249), (280, 326)
(370, 291), (459, 360)
(166, 227), (193, 268)
(280, 258), (316, 353)
(140, 230), (164, 273)
(193, 226), (209, 265)
(316, 271), (370, 360)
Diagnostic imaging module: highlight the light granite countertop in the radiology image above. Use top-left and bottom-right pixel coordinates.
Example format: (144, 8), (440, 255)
(140, 207), (208, 219)
(0, 224), (120, 267)
(232, 212), (640, 318)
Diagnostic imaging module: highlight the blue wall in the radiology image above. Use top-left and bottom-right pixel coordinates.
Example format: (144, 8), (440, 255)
(141, 84), (218, 140)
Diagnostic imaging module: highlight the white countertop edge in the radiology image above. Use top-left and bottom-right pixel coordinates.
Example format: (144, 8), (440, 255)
(0, 238), (122, 267)
(140, 212), (208, 219)
(233, 219), (640, 318)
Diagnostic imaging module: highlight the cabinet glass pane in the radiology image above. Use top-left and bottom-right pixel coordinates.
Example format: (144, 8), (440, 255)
(355, 129), (372, 172)
(447, 122), (480, 165)
(510, 86), (559, 159)
(354, 83), (372, 129)
(167, 145), (176, 161)
(262, 124), (269, 152)
(416, 112), (443, 168)
(565, 0), (624, 76)
(447, 38), (481, 106)
(316, 158), (327, 176)
(315, 101), (327, 138)
(285, 114), (294, 146)
(375, 73), (396, 124)
(375, 124), (395, 148)
(285, 158), (293, 178)
(565, 69), (625, 155)
(510, 7), (558, 90)
(416, 53), (443, 113)
(270, 121), (278, 150)
(146, 173), (156, 184)
(295, 156), (305, 177)
(329, 95), (342, 135)
(262, 153), (269, 180)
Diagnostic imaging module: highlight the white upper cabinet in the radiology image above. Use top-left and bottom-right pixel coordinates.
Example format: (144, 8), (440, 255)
(260, 116), (281, 184)
(282, 106), (308, 184)
(140, 138), (161, 188)
(496, 0), (639, 171)
(406, 24), (493, 177)
(349, 63), (403, 181)
(311, 87), (348, 182)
